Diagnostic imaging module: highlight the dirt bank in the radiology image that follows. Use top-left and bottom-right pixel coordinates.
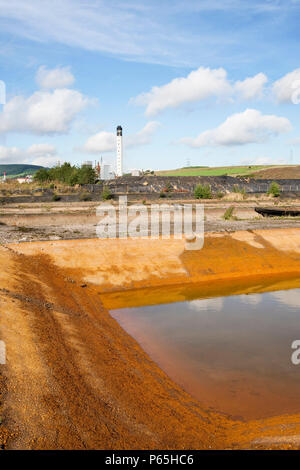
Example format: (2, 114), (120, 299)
(11, 228), (300, 291)
(1, 230), (300, 449)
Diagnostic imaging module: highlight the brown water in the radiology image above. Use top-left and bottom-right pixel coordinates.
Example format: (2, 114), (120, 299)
(111, 288), (300, 420)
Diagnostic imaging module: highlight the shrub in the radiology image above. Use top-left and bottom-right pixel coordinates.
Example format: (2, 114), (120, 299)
(102, 186), (112, 201)
(52, 193), (61, 201)
(79, 191), (92, 201)
(267, 182), (281, 197)
(223, 206), (235, 220)
(194, 184), (212, 199)
(216, 191), (225, 199)
(159, 192), (167, 198)
(233, 185), (246, 195)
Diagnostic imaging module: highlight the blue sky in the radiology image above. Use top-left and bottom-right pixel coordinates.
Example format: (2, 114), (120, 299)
(0, 0), (300, 171)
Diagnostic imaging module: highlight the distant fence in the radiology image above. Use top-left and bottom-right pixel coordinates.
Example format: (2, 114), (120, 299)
(83, 176), (300, 195)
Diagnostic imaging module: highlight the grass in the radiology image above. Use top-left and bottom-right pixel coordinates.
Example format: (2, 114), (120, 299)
(16, 226), (34, 232)
(156, 165), (289, 177)
(223, 206), (235, 220)
(79, 192), (92, 201)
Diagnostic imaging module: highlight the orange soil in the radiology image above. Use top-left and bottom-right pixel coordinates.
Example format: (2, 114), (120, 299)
(1, 229), (300, 449)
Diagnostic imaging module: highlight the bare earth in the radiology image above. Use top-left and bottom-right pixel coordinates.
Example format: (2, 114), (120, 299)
(1, 198), (300, 244)
(1, 201), (300, 449)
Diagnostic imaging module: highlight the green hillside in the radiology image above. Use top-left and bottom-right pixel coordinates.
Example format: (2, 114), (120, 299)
(0, 164), (46, 178)
(156, 165), (288, 177)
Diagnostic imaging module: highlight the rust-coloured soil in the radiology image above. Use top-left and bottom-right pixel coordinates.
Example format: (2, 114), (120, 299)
(1, 231), (300, 449)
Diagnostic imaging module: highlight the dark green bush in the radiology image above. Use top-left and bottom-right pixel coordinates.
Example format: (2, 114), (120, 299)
(267, 182), (281, 197)
(101, 186), (112, 201)
(194, 184), (212, 199)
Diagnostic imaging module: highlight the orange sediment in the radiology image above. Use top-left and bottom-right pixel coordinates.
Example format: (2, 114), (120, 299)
(0, 228), (300, 449)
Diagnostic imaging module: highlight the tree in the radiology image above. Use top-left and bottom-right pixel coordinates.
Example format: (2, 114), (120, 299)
(77, 165), (96, 184)
(34, 168), (50, 182)
(34, 163), (97, 186)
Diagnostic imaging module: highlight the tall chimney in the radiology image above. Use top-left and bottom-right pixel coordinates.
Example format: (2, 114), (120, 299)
(116, 125), (123, 177)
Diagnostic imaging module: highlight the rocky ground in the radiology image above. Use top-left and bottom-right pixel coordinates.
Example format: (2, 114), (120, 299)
(1, 197), (300, 244)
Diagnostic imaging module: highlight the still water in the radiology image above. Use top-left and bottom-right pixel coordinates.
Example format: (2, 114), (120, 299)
(111, 289), (300, 419)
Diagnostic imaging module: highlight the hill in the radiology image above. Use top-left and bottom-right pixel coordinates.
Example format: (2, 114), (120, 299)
(0, 164), (46, 178)
(155, 165), (295, 178)
(250, 165), (300, 179)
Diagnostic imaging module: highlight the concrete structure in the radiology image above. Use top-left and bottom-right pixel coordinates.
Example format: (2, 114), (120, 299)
(116, 125), (123, 177)
(131, 169), (142, 177)
(16, 175), (33, 184)
(101, 164), (113, 180)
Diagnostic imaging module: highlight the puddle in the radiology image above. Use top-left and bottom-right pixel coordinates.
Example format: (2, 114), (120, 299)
(111, 288), (300, 420)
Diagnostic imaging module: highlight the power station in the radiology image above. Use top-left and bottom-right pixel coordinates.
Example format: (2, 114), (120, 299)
(116, 125), (123, 177)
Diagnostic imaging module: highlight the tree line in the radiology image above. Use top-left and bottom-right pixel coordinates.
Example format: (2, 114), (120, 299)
(34, 163), (97, 185)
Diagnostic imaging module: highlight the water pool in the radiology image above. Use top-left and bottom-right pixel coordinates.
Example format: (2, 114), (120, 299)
(111, 288), (300, 419)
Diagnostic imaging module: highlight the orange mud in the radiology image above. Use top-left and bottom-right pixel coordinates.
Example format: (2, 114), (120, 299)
(1, 228), (300, 449)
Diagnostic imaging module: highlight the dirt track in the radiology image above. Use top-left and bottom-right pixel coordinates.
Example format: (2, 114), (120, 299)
(2, 231), (300, 449)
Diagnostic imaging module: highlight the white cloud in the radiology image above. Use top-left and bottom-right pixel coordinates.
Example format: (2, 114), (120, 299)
(188, 297), (223, 312)
(132, 68), (271, 116)
(0, 146), (24, 163)
(240, 294), (262, 305)
(0, 89), (90, 135)
(83, 131), (116, 153)
(36, 65), (75, 89)
(26, 143), (58, 166)
(180, 109), (292, 148)
(30, 155), (58, 167)
(234, 73), (268, 99)
(270, 290), (300, 309)
(0, 1), (297, 68)
(289, 137), (300, 145)
(81, 121), (160, 153)
(126, 121), (161, 147)
(132, 67), (232, 116)
(0, 143), (57, 166)
(27, 143), (56, 156)
(240, 156), (288, 165)
(273, 69), (300, 103)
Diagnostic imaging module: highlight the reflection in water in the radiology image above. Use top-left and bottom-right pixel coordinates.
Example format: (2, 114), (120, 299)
(111, 289), (300, 420)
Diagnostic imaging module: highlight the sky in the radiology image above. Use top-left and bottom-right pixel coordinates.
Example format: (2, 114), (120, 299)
(0, 0), (300, 172)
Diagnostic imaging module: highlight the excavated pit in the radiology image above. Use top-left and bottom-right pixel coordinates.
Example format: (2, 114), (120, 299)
(1, 228), (300, 449)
